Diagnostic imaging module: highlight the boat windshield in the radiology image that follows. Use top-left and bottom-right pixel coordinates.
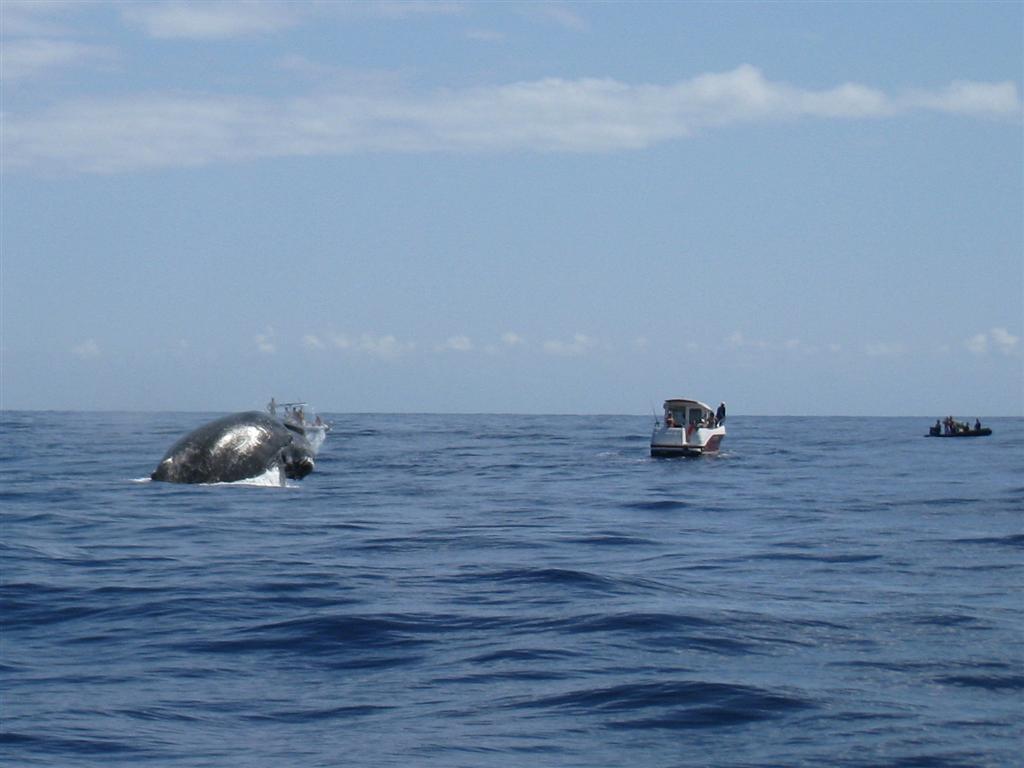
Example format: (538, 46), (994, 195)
(664, 401), (713, 427)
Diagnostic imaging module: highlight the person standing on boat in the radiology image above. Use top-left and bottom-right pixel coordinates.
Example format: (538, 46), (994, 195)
(716, 402), (726, 426)
(267, 397), (277, 415)
(975, 418), (982, 431)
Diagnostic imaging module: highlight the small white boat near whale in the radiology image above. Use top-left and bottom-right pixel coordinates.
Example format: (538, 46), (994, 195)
(268, 399), (330, 453)
(650, 398), (726, 457)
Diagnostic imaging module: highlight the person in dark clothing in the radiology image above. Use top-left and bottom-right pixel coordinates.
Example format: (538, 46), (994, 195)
(716, 402), (726, 425)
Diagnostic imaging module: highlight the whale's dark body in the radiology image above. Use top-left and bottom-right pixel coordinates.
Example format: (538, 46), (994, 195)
(151, 411), (315, 484)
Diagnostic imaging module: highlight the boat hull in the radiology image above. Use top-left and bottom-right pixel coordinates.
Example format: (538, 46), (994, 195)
(651, 445), (714, 458)
(925, 429), (991, 438)
(650, 427), (724, 457)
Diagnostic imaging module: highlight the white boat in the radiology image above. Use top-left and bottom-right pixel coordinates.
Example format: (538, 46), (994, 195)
(650, 398), (726, 457)
(267, 400), (330, 454)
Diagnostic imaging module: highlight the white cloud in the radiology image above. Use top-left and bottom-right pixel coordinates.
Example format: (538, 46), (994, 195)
(782, 338), (822, 355)
(318, 331), (414, 358)
(120, 0), (463, 38)
(527, 4), (588, 32)
(864, 341), (905, 358)
(439, 335), (473, 352)
(724, 331), (821, 355)
(990, 327), (1020, 355)
(358, 334), (414, 360)
(725, 330), (746, 348)
(799, 82), (892, 118)
(1, 38), (117, 81)
(71, 338), (100, 359)
(255, 331), (277, 354)
(965, 332), (989, 356)
(121, 1), (300, 40)
(907, 80), (1023, 117)
(966, 327), (1020, 356)
(5, 66), (1020, 174)
(724, 330), (770, 351)
(501, 332), (526, 347)
(543, 333), (598, 356)
(302, 334), (326, 350)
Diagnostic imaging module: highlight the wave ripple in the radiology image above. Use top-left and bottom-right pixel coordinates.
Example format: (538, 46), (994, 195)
(1, 413), (1021, 767)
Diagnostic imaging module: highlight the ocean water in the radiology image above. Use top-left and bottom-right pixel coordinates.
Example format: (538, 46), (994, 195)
(1, 412), (1021, 767)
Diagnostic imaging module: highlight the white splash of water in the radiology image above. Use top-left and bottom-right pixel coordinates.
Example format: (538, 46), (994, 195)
(303, 425), (328, 454)
(138, 467), (288, 487)
(218, 465), (286, 487)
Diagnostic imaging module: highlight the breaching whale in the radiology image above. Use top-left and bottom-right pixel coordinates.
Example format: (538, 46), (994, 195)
(151, 411), (316, 484)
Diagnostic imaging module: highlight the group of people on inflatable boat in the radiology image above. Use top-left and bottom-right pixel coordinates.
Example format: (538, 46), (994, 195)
(930, 416), (983, 436)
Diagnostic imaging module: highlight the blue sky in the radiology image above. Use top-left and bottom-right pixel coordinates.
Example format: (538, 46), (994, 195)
(2, 1), (1021, 415)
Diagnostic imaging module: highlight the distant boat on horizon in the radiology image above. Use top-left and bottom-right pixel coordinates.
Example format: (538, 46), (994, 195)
(650, 397), (726, 457)
(926, 417), (992, 438)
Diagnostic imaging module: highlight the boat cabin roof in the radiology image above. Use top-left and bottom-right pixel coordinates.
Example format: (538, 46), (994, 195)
(664, 398), (713, 412)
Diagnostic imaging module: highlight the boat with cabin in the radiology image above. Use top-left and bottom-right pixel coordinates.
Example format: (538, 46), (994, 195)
(651, 398), (726, 457)
(267, 399), (330, 453)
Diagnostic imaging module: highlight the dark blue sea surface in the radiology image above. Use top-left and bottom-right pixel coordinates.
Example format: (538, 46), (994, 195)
(2, 413), (1021, 767)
